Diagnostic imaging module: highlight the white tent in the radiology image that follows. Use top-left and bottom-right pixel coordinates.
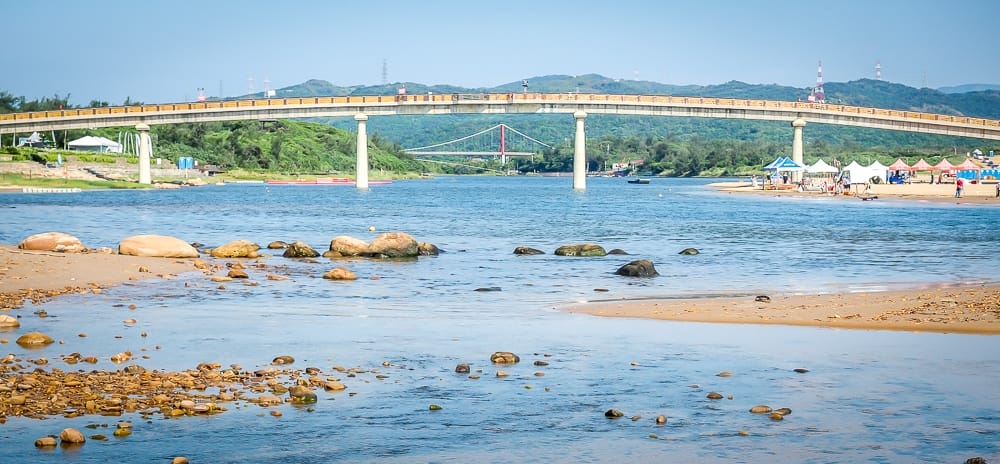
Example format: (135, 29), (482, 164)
(806, 159), (839, 174)
(841, 161), (887, 184)
(866, 161), (889, 183)
(840, 161), (867, 184)
(67, 135), (122, 153)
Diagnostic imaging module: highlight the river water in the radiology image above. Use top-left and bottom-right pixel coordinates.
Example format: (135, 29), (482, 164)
(1, 176), (998, 463)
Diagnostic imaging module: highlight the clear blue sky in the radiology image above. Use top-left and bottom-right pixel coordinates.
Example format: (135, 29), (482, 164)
(7, 0), (998, 105)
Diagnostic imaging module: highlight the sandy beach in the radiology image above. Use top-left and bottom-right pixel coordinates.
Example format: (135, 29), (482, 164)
(711, 178), (1000, 205)
(0, 245), (197, 310)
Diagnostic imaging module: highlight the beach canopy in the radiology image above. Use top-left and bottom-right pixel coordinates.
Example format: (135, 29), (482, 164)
(68, 135), (122, 153)
(806, 159), (840, 174)
(773, 157), (805, 172)
(934, 158), (955, 171)
(762, 156), (784, 171)
(910, 159), (935, 171)
(888, 158), (911, 171)
(866, 161), (889, 183)
(954, 159), (980, 171)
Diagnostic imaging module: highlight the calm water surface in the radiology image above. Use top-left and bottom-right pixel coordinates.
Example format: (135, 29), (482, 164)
(1, 176), (998, 463)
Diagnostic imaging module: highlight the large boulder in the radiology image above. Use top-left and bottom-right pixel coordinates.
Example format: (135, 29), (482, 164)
(327, 236), (370, 257)
(282, 241), (320, 258)
(18, 232), (86, 253)
(554, 243), (607, 257)
(118, 235), (199, 258)
(368, 232), (419, 258)
(616, 259), (659, 277)
(210, 240), (260, 258)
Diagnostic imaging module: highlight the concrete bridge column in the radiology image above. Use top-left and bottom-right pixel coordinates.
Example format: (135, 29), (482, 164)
(136, 123), (152, 185)
(573, 110), (587, 190)
(355, 113), (369, 190)
(791, 118), (806, 183)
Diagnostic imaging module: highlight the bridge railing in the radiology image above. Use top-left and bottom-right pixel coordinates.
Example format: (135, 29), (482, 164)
(1, 93), (998, 130)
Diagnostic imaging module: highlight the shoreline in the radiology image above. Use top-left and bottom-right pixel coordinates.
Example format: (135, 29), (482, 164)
(2, 244), (997, 334)
(0, 245), (198, 309)
(565, 283), (1000, 334)
(709, 179), (1000, 205)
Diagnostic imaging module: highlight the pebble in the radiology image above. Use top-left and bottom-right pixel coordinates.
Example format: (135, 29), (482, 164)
(749, 405), (772, 414)
(707, 392), (724, 400)
(656, 415), (666, 424)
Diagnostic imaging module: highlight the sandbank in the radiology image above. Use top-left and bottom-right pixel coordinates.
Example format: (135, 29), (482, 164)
(566, 284), (1000, 334)
(710, 179), (1000, 205)
(0, 245), (197, 309)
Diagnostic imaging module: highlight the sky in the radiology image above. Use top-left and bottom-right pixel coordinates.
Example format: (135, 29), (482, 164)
(6, 0), (999, 106)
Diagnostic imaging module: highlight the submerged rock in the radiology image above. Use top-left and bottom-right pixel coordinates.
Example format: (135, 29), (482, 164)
(282, 240), (320, 258)
(210, 240), (260, 258)
(554, 243), (607, 257)
(513, 246), (545, 255)
(678, 247), (700, 255)
(615, 259), (659, 277)
(490, 352), (520, 364)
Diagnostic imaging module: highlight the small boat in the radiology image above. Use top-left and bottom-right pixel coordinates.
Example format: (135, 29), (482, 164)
(627, 178), (650, 184)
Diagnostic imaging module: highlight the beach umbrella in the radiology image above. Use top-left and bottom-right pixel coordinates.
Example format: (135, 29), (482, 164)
(888, 158), (911, 171)
(934, 158), (955, 172)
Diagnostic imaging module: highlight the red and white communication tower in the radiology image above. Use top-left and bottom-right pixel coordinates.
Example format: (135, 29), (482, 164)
(807, 60), (826, 103)
(876, 60), (882, 81)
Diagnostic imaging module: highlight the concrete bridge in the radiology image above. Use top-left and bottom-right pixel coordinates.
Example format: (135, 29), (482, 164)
(3, 93), (999, 189)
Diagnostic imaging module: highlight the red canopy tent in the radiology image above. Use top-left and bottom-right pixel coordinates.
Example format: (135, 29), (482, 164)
(954, 159), (979, 170)
(934, 158), (955, 171)
(888, 158), (911, 170)
(910, 159), (935, 171)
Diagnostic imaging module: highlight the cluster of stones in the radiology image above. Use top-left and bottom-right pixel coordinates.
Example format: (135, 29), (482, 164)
(0, 356), (366, 422)
(513, 243), (701, 278)
(602, 369), (805, 438)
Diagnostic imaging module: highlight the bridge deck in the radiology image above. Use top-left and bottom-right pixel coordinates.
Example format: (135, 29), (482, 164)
(1, 93), (998, 140)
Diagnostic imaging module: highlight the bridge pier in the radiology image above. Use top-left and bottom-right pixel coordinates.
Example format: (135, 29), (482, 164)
(573, 111), (587, 190)
(355, 114), (369, 189)
(136, 123), (152, 185)
(791, 119), (806, 183)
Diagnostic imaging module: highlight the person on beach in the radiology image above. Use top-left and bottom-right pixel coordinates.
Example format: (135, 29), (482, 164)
(955, 177), (964, 198)
(995, 182), (999, 198)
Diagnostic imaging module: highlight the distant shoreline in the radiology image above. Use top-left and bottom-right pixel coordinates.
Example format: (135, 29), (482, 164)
(708, 180), (1000, 205)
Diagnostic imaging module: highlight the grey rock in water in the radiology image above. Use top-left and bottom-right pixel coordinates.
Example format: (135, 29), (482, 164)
(513, 246), (545, 255)
(616, 259), (659, 277)
(455, 363), (471, 373)
(418, 242), (442, 256)
(283, 240), (320, 258)
(607, 248), (629, 255)
(678, 247), (699, 255)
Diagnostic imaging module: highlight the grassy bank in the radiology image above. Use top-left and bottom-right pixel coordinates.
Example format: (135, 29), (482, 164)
(0, 173), (148, 190)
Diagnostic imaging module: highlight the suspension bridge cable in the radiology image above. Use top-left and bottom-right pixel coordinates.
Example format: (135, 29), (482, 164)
(403, 124), (502, 151)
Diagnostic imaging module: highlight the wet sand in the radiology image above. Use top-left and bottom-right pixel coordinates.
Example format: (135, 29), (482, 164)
(567, 284), (1000, 334)
(0, 245), (197, 310)
(559, 180), (1000, 334)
